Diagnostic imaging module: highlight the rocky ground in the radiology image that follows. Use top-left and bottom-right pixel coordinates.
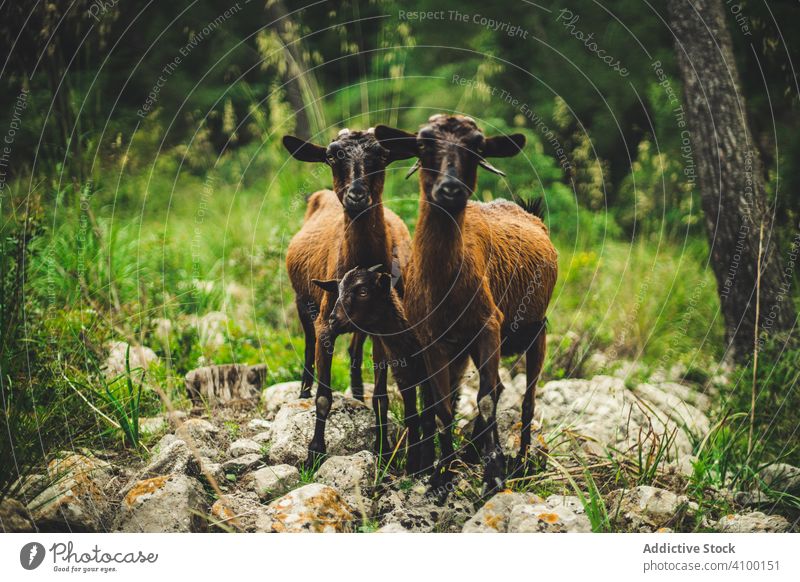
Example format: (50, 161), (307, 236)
(2, 348), (798, 533)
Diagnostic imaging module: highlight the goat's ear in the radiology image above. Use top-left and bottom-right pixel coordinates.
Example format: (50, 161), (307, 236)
(283, 135), (327, 163)
(311, 278), (339, 294)
(374, 125), (418, 162)
(483, 133), (526, 158)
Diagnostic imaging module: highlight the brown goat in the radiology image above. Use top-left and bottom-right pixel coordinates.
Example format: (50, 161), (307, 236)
(312, 265), (436, 474)
(283, 128), (414, 467)
(375, 115), (558, 493)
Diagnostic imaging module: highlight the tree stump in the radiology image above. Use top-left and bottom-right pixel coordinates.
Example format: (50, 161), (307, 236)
(185, 364), (266, 407)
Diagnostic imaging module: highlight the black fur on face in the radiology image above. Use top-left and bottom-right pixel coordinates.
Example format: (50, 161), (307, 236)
(312, 266), (390, 335)
(283, 129), (400, 217)
(374, 115), (526, 214)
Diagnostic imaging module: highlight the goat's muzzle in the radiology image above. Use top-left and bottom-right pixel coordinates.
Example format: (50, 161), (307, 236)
(343, 182), (372, 215)
(432, 177), (468, 211)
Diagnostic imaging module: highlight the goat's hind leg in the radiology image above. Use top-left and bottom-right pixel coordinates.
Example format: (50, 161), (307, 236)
(512, 320), (547, 477)
(371, 338), (392, 465)
(297, 298), (317, 399)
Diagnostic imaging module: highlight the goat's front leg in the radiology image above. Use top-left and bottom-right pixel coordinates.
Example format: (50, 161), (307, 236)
(371, 338), (392, 464)
(471, 316), (506, 496)
(423, 350), (456, 499)
(348, 332), (366, 401)
(306, 298), (338, 471)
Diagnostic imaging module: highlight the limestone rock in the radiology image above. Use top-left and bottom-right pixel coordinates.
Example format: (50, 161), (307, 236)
(227, 438), (262, 458)
(209, 494), (266, 532)
(462, 491), (544, 533)
(607, 486), (694, 532)
(104, 341), (158, 379)
(252, 465), (301, 500)
(315, 451), (377, 513)
(254, 483), (355, 533)
(507, 501), (592, 533)
(759, 463), (800, 495)
(267, 394), (378, 466)
(116, 474), (207, 532)
(715, 512), (790, 533)
(28, 454), (112, 531)
(261, 381), (304, 420)
(221, 453), (264, 475)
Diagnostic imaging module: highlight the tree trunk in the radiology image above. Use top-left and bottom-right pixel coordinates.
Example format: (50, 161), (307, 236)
(666, 0), (796, 363)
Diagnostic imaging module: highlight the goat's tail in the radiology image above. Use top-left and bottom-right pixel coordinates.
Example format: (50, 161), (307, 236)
(513, 194), (544, 219)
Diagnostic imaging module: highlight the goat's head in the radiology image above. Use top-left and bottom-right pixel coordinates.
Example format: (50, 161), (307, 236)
(312, 265), (391, 335)
(283, 128), (415, 218)
(375, 115), (525, 213)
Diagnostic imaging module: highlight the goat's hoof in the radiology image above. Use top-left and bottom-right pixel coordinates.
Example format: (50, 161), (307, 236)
(304, 448), (326, 472)
(349, 385), (365, 402)
(481, 451), (507, 497)
(299, 388), (312, 399)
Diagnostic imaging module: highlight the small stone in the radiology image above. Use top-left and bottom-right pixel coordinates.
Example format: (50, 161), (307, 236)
(255, 483), (355, 533)
(227, 438), (262, 458)
(116, 474), (207, 532)
(221, 453), (263, 475)
(252, 432), (271, 445)
(139, 417), (167, 435)
(120, 439), (192, 498)
(716, 512), (790, 533)
(247, 418), (272, 432)
(252, 465), (301, 500)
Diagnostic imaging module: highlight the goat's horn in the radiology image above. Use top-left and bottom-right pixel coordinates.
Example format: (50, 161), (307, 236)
(405, 160), (421, 179)
(478, 159), (506, 177)
(367, 264), (383, 272)
(338, 128), (350, 136)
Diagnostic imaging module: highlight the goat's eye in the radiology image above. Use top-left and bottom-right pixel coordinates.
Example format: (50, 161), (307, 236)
(326, 154), (337, 165)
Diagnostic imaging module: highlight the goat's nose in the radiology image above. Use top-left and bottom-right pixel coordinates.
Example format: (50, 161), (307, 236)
(436, 178), (465, 199)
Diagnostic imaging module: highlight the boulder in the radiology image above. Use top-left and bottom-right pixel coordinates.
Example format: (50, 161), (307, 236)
(28, 454), (112, 531)
(267, 394), (378, 466)
(252, 465), (301, 500)
(254, 483), (355, 533)
(537, 375), (707, 457)
(185, 364), (266, 407)
(116, 474), (207, 532)
(315, 451), (377, 513)
(104, 341), (158, 379)
(715, 512), (790, 533)
(606, 486), (695, 532)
